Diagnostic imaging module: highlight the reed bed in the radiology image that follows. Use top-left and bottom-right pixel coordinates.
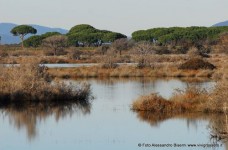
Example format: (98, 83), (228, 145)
(0, 62), (91, 102)
(132, 81), (228, 113)
(47, 65), (214, 79)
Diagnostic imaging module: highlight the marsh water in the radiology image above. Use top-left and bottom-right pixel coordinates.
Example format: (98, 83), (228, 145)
(0, 77), (227, 150)
(0, 63), (137, 68)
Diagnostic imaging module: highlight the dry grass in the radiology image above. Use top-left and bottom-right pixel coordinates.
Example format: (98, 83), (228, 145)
(132, 77), (228, 114)
(209, 114), (228, 142)
(0, 49), (226, 80)
(0, 50), (188, 65)
(208, 80), (228, 113)
(43, 53), (222, 79)
(47, 64), (214, 79)
(212, 54), (228, 80)
(0, 61), (91, 102)
(132, 85), (210, 113)
(134, 102), (228, 142)
(212, 33), (228, 54)
(132, 86), (208, 113)
(132, 93), (189, 113)
(179, 58), (216, 70)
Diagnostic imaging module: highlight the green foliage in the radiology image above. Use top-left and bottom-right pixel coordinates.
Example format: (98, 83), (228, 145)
(102, 32), (126, 42)
(10, 25), (37, 48)
(132, 30), (151, 41)
(132, 26), (228, 46)
(24, 32), (61, 47)
(67, 24), (127, 46)
(11, 25), (37, 36)
(24, 35), (43, 47)
(41, 32), (61, 39)
(67, 33), (99, 46)
(68, 24), (96, 33)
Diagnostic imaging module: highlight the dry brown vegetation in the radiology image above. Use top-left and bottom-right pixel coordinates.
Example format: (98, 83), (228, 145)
(132, 86), (209, 113)
(208, 81), (228, 113)
(212, 54), (228, 80)
(132, 79), (228, 114)
(212, 33), (228, 54)
(0, 42), (225, 79)
(42, 35), (68, 56)
(0, 61), (91, 102)
(47, 63), (215, 79)
(132, 93), (187, 113)
(0, 36), (227, 141)
(179, 58), (216, 70)
(42, 53), (225, 79)
(209, 114), (228, 142)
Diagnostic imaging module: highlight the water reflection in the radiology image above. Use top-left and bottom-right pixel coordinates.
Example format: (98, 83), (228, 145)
(0, 101), (91, 140)
(134, 111), (208, 127)
(0, 78), (219, 150)
(77, 77), (211, 85)
(135, 110), (228, 149)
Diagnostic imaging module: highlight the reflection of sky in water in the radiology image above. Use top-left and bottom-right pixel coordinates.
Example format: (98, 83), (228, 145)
(0, 78), (225, 150)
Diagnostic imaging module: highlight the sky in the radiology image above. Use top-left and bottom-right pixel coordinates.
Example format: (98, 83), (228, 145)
(0, 0), (228, 36)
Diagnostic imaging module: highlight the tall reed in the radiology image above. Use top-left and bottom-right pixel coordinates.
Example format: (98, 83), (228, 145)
(0, 61), (91, 102)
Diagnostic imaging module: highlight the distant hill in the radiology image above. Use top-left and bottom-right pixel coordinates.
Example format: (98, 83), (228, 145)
(0, 23), (68, 44)
(213, 20), (228, 27)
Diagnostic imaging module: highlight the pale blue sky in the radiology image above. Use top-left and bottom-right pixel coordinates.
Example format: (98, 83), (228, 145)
(0, 0), (227, 35)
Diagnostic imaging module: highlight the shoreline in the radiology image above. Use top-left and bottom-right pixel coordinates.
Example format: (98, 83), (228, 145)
(47, 65), (215, 79)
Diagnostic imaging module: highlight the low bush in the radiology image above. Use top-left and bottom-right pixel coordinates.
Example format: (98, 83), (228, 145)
(132, 79), (228, 114)
(209, 80), (228, 113)
(178, 58), (216, 70)
(0, 50), (9, 57)
(132, 85), (209, 113)
(43, 50), (54, 56)
(132, 93), (184, 113)
(67, 49), (83, 60)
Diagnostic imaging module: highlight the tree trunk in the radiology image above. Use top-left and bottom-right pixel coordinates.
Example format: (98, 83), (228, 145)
(20, 35), (24, 49)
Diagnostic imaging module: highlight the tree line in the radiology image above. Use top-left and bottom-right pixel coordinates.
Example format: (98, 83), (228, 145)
(10, 24), (228, 50)
(11, 24), (127, 48)
(132, 26), (228, 47)
(67, 24), (127, 47)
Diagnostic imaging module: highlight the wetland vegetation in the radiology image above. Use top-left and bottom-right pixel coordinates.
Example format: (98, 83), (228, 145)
(0, 60), (91, 102)
(0, 24), (228, 149)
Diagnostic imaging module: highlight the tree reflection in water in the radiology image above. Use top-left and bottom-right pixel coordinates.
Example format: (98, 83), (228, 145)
(0, 100), (91, 140)
(134, 111), (228, 149)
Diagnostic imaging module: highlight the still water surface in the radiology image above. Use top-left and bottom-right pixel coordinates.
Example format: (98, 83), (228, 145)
(0, 63), (137, 68)
(0, 78), (226, 150)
